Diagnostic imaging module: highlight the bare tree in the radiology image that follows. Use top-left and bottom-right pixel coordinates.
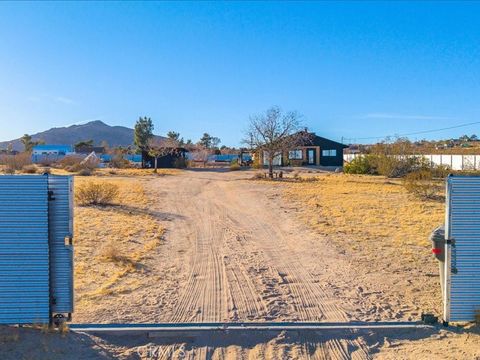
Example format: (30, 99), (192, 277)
(148, 137), (179, 173)
(244, 106), (311, 178)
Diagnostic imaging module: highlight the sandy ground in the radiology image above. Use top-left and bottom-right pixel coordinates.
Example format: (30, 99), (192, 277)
(3, 169), (480, 359)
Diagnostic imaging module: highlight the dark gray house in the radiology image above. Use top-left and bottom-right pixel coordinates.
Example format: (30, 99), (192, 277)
(259, 132), (348, 167)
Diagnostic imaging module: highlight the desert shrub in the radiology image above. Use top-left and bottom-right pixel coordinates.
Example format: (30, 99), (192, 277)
(289, 159), (303, 167)
(21, 164), (38, 174)
(374, 154), (431, 178)
(252, 157), (262, 169)
(174, 157), (187, 169)
(58, 155), (83, 168)
(403, 170), (439, 199)
(100, 242), (136, 268)
(1, 153), (32, 172)
(4, 165), (15, 174)
(344, 155), (377, 175)
(75, 181), (119, 206)
(230, 159), (241, 171)
(60, 155), (99, 172)
(252, 172), (265, 180)
(64, 162), (97, 175)
(77, 168), (93, 176)
(110, 154), (130, 169)
(101, 243), (119, 262)
(430, 164), (451, 179)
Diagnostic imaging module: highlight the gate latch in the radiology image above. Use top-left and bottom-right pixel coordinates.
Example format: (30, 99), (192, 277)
(446, 238), (455, 246)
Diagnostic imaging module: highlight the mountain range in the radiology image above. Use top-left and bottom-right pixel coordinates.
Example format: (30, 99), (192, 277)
(0, 120), (165, 151)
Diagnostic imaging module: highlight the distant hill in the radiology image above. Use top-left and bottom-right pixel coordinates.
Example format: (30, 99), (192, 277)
(0, 120), (166, 151)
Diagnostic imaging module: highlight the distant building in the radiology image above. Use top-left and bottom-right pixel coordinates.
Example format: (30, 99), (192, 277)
(75, 145), (106, 154)
(142, 148), (187, 169)
(32, 145), (74, 163)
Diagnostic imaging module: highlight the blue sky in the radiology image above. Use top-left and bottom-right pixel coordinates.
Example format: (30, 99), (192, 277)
(0, 1), (479, 146)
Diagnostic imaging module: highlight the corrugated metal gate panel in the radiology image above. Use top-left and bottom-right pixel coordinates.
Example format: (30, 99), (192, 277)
(445, 176), (480, 322)
(48, 176), (74, 314)
(0, 176), (50, 324)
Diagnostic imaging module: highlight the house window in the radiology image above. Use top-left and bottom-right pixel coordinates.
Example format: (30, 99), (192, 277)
(288, 150), (303, 160)
(322, 149), (337, 157)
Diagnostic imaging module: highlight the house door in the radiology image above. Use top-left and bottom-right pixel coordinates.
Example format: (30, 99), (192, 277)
(307, 149), (316, 165)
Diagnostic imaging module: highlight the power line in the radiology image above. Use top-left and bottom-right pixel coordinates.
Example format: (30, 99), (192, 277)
(343, 120), (480, 143)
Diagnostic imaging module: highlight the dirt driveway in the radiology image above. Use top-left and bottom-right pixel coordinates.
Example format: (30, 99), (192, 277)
(153, 169), (353, 324)
(7, 170), (478, 360)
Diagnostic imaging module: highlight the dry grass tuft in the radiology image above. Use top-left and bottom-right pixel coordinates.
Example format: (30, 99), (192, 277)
(100, 242), (138, 269)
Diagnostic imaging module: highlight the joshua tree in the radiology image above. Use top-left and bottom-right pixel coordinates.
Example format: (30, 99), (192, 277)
(134, 116), (154, 151)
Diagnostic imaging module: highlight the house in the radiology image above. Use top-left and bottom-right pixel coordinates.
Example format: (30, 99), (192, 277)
(142, 148), (188, 169)
(259, 132), (348, 168)
(32, 144), (74, 163)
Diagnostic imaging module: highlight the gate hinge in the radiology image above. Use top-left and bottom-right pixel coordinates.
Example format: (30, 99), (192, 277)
(48, 190), (55, 201)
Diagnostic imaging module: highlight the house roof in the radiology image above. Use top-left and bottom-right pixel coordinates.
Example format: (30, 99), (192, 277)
(75, 146), (106, 154)
(308, 134), (349, 148)
(292, 131), (348, 148)
(32, 144), (74, 152)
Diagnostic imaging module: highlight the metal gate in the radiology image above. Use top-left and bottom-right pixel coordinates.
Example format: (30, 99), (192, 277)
(0, 175), (73, 324)
(48, 175), (74, 317)
(444, 175), (480, 322)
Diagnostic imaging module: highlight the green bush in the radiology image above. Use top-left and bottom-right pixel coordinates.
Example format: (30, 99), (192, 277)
(344, 155), (377, 174)
(346, 154), (452, 179)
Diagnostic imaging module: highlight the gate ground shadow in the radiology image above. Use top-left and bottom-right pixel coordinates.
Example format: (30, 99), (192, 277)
(88, 325), (472, 359)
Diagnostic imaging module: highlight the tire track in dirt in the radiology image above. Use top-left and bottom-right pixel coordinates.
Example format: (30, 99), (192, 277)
(146, 171), (371, 359)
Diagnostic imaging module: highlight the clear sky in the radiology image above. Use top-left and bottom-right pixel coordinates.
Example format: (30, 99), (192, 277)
(0, 1), (479, 146)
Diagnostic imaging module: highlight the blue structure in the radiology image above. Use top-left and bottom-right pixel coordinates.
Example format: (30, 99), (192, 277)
(0, 175), (74, 324)
(100, 154), (142, 163)
(32, 144), (74, 164)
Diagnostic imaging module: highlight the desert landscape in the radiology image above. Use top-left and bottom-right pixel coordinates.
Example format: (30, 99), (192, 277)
(3, 168), (479, 359)
(2, 2), (480, 359)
